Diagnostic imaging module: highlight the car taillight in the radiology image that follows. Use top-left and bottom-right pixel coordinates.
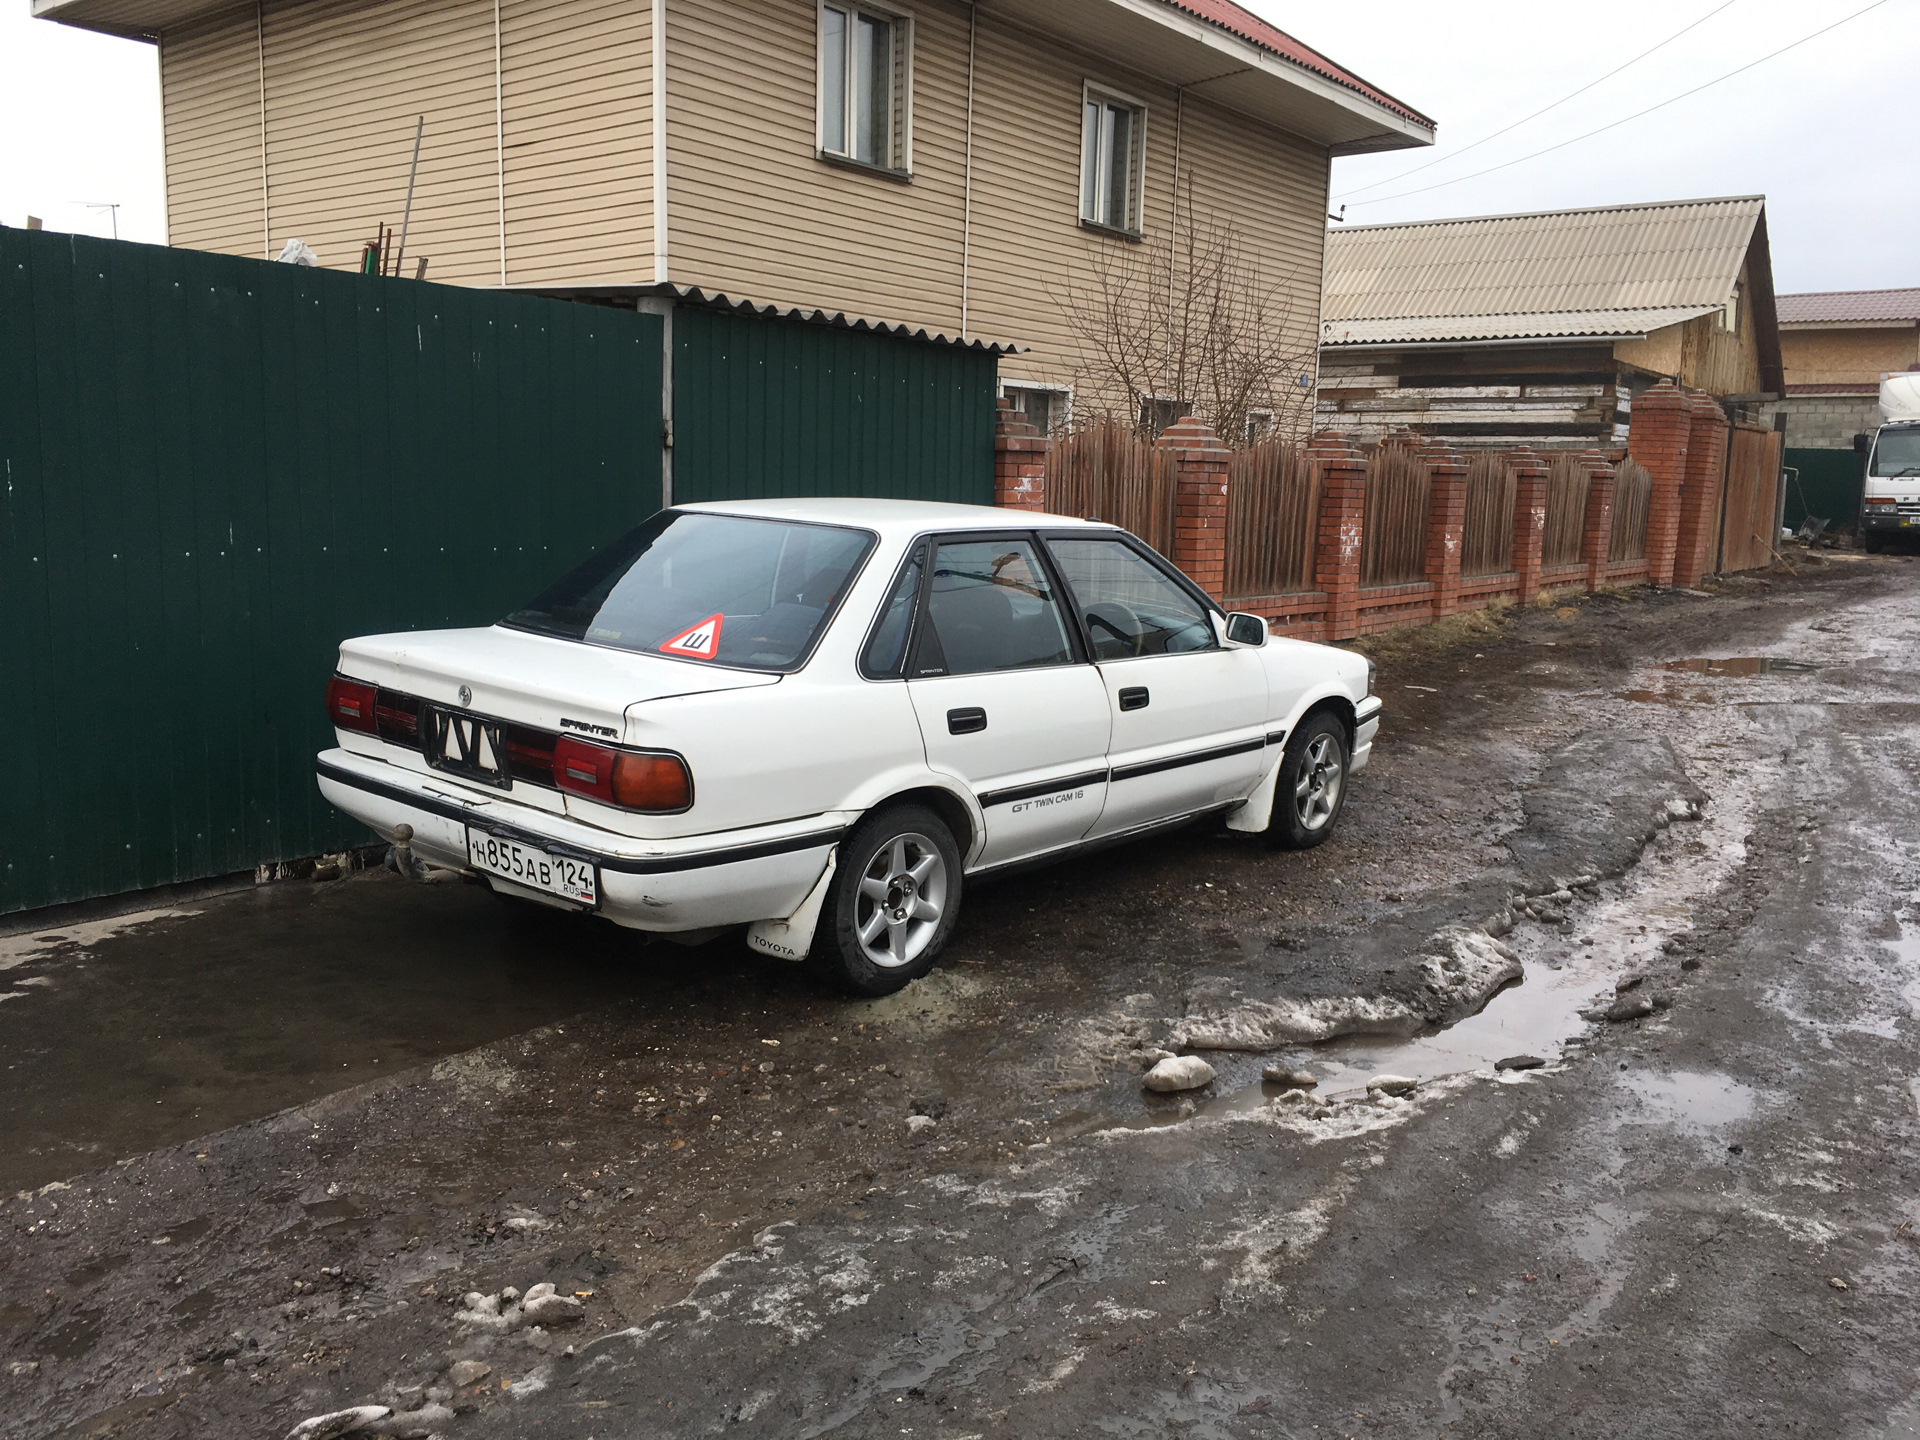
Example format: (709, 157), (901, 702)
(552, 736), (690, 812)
(612, 752), (692, 811)
(325, 675), (378, 735)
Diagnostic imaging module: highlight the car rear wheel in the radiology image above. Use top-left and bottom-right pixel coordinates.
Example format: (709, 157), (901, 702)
(809, 803), (963, 995)
(1268, 712), (1349, 850)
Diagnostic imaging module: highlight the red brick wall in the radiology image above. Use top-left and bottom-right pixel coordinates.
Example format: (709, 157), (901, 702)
(993, 400), (1048, 512)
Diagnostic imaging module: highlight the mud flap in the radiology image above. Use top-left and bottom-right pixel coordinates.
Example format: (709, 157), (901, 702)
(1225, 752), (1283, 834)
(745, 849), (838, 963)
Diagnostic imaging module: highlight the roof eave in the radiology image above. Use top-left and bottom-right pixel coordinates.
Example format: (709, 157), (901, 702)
(1108, 0), (1434, 146)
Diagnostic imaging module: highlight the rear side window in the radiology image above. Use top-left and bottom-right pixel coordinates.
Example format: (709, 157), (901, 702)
(1047, 537), (1217, 659)
(503, 511), (873, 672)
(861, 545), (924, 678)
(913, 539), (1074, 677)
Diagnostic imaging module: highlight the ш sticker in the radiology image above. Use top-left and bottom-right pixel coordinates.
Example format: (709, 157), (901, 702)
(660, 613), (723, 659)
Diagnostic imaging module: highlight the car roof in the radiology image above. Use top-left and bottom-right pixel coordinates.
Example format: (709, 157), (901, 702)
(676, 496), (1122, 538)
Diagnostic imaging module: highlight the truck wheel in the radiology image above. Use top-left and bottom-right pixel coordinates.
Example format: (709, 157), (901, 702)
(1864, 531), (1885, 554)
(1269, 713), (1350, 851)
(809, 803), (962, 996)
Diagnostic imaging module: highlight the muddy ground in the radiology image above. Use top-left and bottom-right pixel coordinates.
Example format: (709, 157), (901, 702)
(3, 550), (1919, 1439)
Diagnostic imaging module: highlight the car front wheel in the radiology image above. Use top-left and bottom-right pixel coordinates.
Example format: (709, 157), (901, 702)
(1268, 713), (1350, 850)
(809, 803), (963, 995)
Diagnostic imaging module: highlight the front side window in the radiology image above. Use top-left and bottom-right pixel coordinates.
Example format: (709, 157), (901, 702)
(821, 2), (910, 171)
(1048, 537), (1216, 660)
(504, 511), (873, 672)
(1080, 88), (1145, 233)
(913, 539), (1074, 678)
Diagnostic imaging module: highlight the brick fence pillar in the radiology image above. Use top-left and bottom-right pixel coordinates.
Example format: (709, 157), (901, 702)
(1631, 380), (1692, 586)
(993, 399), (1049, 512)
(1673, 391), (1730, 587)
(1578, 449), (1616, 592)
(1422, 441), (1467, 619)
(1308, 431), (1366, 641)
(1157, 416), (1232, 600)
(1509, 448), (1549, 604)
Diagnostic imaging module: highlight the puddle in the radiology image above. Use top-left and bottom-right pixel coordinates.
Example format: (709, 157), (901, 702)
(1615, 687), (1723, 707)
(162, 1215), (212, 1246)
(44, 1310), (103, 1360)
(1659, 657), (1821, 676)
(1124, 726), (1768, 1132)
(62, 1252), (130, 1289)
(1619, 1070), (1757, 1131)
(302, 1196), (362, 1226)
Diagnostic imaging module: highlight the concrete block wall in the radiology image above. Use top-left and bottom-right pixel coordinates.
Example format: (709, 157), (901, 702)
(1758, 394), (1880, 451)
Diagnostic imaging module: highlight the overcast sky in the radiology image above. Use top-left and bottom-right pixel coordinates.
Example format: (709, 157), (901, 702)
(2, 0), (1913, 294)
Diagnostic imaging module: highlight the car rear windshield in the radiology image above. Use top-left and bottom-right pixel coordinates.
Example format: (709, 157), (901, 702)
(502, 511), (874, 671)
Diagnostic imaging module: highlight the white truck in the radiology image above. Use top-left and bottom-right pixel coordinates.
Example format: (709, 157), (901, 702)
(1860, 372), (1920, 552)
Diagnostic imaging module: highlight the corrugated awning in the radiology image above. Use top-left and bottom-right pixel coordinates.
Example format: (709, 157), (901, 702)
(520, 281), (1027, 355)
(1321, 305), (1724, 347)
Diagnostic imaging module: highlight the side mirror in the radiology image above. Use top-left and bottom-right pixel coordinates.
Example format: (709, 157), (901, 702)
(1853, 433), (1871, 453)
(1225, 612), (1268, 647)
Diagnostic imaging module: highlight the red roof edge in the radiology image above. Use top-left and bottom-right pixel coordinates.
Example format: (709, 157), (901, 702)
(1160, 0), (1434, 130)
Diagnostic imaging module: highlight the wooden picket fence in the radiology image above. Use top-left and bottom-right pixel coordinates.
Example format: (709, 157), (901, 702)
(1040, 424), (1670, 638)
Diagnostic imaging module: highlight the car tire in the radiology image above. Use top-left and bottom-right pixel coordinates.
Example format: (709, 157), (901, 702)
(1268, 712), (1350, 851)
(809, 803), (963, 996)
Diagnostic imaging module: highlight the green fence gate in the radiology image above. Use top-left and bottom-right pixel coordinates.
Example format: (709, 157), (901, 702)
(0, 228), (662, 914)
(1782, 448), (1865, 532)
(2, 232), (1005, 916)
(671, 305), (997, 506)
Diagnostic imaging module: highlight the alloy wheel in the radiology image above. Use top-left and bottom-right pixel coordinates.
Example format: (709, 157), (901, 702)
(1293, 734), (1344, 831)
(854, 833), (948, 969)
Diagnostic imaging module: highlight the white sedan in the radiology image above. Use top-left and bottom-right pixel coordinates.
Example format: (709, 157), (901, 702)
(317, 499), (1381, 993)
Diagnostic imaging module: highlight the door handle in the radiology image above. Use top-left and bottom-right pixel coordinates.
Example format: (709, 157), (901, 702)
(947, 707), (987, 735)
(1118, 686), (1150, 712)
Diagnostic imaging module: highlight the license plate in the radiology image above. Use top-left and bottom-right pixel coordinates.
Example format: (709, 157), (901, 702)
(466, 829), (598, 906)
(424, 705), (510, 789)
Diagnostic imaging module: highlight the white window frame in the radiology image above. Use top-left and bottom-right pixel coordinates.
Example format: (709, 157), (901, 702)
(1002, 379), (1073, 433)
(1245, 409), (1276, 443)
(1078, 82), (1148, 237)
(816, 1), (914, 177)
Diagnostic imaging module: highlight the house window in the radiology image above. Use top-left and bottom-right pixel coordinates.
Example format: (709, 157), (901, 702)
(1245, 410), (1275, 443)
(1139, 395), (1190, 435)
(820, 2), (912, 173)
(1003, 382), (1071, 434)
(1080, 87), (1146, 234)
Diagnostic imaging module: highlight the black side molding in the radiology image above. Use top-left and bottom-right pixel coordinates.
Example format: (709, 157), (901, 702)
(978, 769), (1110, 809)
(1109, 737), (1267, 784)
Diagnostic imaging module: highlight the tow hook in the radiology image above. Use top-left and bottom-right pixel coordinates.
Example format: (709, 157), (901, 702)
(385, 823), (461, 883)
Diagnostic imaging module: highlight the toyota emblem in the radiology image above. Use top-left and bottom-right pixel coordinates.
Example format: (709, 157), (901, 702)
(458, 684), (473, 707)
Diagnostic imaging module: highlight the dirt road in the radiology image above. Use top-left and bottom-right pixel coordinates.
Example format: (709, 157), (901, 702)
(4, 552), (1917, 1439)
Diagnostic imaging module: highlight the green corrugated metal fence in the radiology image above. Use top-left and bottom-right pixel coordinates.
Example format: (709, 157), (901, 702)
(671, 305), (996, 505)
(1782, 448), (1865, 531)
(0, 228), (662, 914)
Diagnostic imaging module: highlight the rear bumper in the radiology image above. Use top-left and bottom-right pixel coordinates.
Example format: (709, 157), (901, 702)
(315, 749), (838, 933)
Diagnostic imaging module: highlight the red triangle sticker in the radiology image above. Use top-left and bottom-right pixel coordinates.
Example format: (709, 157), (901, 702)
(660, 612), (723, 659)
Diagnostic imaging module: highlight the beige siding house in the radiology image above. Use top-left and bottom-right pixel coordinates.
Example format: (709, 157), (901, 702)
(1316, 197), (1786, 449)
(37, 0), (1431, 425)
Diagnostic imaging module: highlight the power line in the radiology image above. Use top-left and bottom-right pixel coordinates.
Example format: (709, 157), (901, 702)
(1335, 0), (1742, 202)
(1345, 0), (1895, 211)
